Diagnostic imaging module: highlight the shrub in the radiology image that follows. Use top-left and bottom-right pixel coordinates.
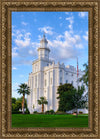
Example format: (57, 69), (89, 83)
(34, 111), (38, 114)
(73, 111), (77, 113)
(12, 111), (22, 114)
(49, 109), (55, 114)
(79, 111), (83, 114)
(55, 111), (66, 115)
(45, 110), (55, 114)
(45, 110), (50, 114)
(25, 108), (30, 114)
(38, 112), (44, 114)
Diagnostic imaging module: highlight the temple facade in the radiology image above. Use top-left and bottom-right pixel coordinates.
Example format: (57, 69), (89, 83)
(27, 35), (85, 114)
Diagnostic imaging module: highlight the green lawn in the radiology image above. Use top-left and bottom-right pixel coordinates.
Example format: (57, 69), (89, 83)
(12, 114), (88, 128)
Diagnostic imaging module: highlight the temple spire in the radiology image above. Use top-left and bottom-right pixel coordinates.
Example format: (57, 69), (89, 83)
(40, 33), (48, 47)
(38, 34), (50, 59)
(43, 31), (46, 38)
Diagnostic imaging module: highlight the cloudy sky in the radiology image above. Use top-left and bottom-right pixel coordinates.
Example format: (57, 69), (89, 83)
(12, 11), (88, 98)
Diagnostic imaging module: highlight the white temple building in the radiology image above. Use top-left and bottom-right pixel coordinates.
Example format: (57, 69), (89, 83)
(27, 34), (87, 114)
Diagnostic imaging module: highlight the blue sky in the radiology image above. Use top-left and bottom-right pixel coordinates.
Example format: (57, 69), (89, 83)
(12, 11), (88, 98)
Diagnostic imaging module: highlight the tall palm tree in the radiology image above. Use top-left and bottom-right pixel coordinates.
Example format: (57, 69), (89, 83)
(37, 97), (48, 113)
(17, 83), (30, 114)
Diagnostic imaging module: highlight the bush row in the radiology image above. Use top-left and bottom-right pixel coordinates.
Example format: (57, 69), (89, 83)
(12, 111), (22, 114)
(33, 110), (55, 114)
(33, 110), (67, 115)
(12, 108), (30, 114)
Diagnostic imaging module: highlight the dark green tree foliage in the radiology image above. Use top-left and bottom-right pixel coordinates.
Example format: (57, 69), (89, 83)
(57, 83), (87, 112)
(12, 97), (16, 104)
(12, 97), (20, 112)
(79, 63), (88, 109)
(79, 63), (88, 87)
(12, 97), (17, 112)
(57, 83), (75, 112)
(12, 97), (29, 114)
(16, 97), (27, 109)
(72, 86), (87, 112)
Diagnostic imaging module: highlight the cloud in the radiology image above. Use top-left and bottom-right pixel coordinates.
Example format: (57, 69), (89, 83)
(32, 42), (40, 48)
(12, 25), (84, 66)
(47, 30), (83, 62)
(83, 31), (88, 41)
(28, 50), (34, 55)
(68, 24), (72, 30)
(65, 12), (69, 15)
(12, 28), (38, 66)
(15, 38), (30, 47)
(38, 26), (53, 35)
(75, 44), (83, 49)
(14, 32), (31, 47)
(38, 35), (42, 40)
(56, 35), (63, 40)
(21, 22), (28, 26)
(12, 59), (33, 66)
(12, 82), (19, 92)
(78, 12), (88, 18)
(12, 67), (17, 70)
(19, 74), (24, 78)
(12, 51), (18, 57)
(12, 47), (18, 57)
(66, 16), (74, 24)
(65, 16), (74, 30)
(59, 17), (62, 19)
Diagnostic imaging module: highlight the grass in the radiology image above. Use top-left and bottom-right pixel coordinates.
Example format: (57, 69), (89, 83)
(12, 114), (88, 128)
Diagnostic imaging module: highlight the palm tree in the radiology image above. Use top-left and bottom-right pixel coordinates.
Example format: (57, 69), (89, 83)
(37, 97), (48, 113)
(17, 83), (30, 114)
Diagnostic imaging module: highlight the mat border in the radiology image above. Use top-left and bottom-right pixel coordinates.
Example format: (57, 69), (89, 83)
(0, 0), (99, 138)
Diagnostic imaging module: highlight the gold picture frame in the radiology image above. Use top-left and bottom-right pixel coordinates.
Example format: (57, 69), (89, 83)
(0, 0), (100, 138)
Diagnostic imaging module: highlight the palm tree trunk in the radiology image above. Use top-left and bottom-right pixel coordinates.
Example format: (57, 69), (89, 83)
(22, 94), (25, 114)
(42, 104), (44, 113)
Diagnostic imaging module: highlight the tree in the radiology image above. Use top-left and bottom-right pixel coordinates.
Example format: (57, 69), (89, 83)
(57, 83), (87, 114)
(79, 63), (88, 109)
(17, 83), (30, 114)
(12, 97), (17, 112)
(79, 63), (88, 87)
(12, 97), (29, 114)
(15, 100), (22, 111)
(72, 85), (87, 115)
(37, 97), (48, 112)
(12, 97), (16, 104)
(57, 83), (75, 112)
(16, 97), (27, 109)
